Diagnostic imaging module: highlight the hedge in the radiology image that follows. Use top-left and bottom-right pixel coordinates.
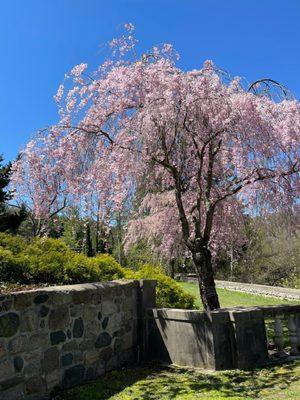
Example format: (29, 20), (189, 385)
(0, 233), (195, 309)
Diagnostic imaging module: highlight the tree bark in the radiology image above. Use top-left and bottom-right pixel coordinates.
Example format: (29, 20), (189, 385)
(168, 258), (175, 279)
(192, 246), (220, 311)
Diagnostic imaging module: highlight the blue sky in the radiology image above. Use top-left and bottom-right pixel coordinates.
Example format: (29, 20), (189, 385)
(1, 0), (299, 162)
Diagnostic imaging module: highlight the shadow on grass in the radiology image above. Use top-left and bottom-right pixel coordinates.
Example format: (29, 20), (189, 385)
(57, 361), (300, 400)
(54, 365), (163, 400)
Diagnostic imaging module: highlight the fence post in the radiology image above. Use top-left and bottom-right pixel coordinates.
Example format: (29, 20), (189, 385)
(136, 279), (157, 362)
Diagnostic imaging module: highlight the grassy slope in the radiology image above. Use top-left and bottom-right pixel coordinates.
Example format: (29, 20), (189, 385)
(178, 281), (298, 309)
(60, 361), (300, 400)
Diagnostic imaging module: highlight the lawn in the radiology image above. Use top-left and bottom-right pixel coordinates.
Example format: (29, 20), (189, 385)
(178, 282), (298, 309)
(59, 361), (300, 400)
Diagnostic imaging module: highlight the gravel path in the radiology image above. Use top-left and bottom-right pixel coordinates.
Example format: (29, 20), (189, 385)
(215, 280), (300, 301)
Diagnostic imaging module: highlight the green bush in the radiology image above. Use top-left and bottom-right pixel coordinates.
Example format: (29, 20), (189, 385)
(0, 232), (27, 254)
(0, 248), (30, 283)
(90, 254), (126, 281)
(24, 238), (73, 284)
(64, 253), (126, 284)
(63, 253), (100, 284)
(0, 233), (195, 309)
(0, 233), (125, 285)
(129, 264), (195, 309)
(0, 248), (21, 282)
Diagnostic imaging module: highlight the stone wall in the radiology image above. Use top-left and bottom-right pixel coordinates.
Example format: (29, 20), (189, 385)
(0, 280), (155, 400)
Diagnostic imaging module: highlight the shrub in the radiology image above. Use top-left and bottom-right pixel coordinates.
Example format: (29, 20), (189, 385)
(0, 232), (27, 254)
(64, 253), (125, 284)
(64, 253), (101, 284)
(130, 264), (196, 309)
(91, 254), (126, 281)
(0, 248), (30, 283)
(0, 234), (126, 285)
(24, 238), (73, 284)
(0, 233), (195, 309)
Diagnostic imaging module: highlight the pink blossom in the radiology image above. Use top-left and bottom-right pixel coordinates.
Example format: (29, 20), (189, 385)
(54, 84), (64, 103)
(13, 30), (300, 267)
(70, 63), (88, 77)
(124, 23), (135, 32)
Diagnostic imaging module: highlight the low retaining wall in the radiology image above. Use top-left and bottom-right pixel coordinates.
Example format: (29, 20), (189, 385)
(0, 280), (156, 400)
(147, 307), (270, 370)
(147, 308), (233, 370)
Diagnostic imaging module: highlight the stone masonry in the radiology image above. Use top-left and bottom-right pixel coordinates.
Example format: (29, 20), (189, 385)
(0, 280), (155, 400)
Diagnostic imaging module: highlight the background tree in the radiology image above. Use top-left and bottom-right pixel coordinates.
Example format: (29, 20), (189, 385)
(12, 25), (300, 310)
(232, 210), (300, 287)
(0, 155), (26, 233)
(82, 219), (94, 257)
(60, 207), (84, 250)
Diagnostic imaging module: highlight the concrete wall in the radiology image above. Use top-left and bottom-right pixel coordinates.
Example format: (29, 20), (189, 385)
(0, 280), (155, 400)
(147, 307), (270, 370)
(147, 309), (216, 369)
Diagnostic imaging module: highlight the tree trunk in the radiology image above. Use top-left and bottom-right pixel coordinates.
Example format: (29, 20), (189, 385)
(192, 247), (220, 311)
(82, 220), (94, 257)
(168, 258), (175, 279)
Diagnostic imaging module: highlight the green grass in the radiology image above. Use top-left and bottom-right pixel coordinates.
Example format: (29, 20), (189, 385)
(178, 282), (298, 309)
(59, 361), (300, 400)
